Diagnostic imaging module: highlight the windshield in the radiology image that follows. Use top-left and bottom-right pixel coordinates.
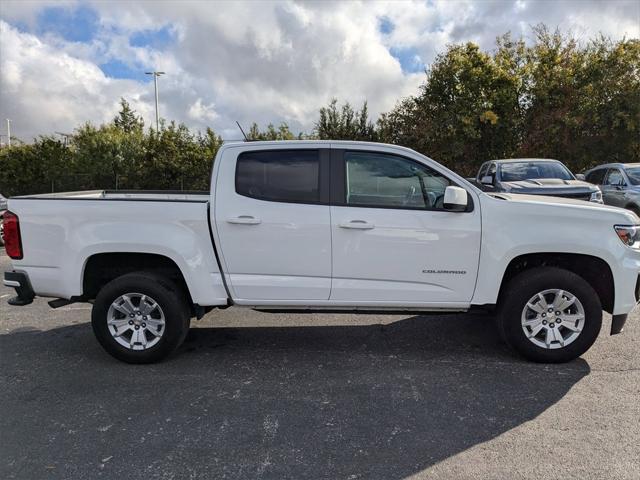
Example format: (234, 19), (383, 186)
(499, 162), (574, 182)
(625, 167), (640, 185)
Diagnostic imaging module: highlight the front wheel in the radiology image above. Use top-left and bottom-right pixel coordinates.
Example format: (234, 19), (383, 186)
(498, 267), (602, 363)
(91, 272), (190, 363)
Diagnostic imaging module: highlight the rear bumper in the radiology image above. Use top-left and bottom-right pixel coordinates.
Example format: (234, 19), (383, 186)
(3, 271), (35, 306)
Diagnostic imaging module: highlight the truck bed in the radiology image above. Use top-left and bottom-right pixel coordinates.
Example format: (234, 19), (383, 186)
(6, 189), (227, 306)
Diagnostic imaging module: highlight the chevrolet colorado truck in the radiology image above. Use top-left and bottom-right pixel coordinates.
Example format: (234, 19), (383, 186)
(3, 141), (638, 364)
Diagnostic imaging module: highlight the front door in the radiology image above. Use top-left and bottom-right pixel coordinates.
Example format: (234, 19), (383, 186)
(214, 147), (332, 301)
(602, 168), (626, 207)
(329, 149), (481, 306)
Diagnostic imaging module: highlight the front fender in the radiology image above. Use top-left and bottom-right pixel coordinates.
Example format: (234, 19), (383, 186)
(472, 195), (627, 309)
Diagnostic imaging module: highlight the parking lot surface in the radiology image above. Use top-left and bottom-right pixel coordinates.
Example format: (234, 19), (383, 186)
(1, 251), (638, 479)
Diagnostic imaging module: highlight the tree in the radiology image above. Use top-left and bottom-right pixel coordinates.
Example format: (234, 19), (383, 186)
(1, 26), (638, 196)
(519, 27), (640, 171)
(247, 122), (299, 140)
(377, 41), (524, 174)
(315, 99), (376, 140)
(0, 137), (71, 195)
(377, 27), (639, 175)
(113, 98), (144, 134)
(0, 114), (225, 195)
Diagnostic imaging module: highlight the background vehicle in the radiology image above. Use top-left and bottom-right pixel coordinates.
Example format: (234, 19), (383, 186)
(3, 142), (637, 364)
(0, 193), (7, 246)
(583, 163), (640, 216)
(475, 159), (602, 203)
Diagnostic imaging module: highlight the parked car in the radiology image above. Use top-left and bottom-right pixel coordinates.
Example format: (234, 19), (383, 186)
(582, 163), (640, 216)
(3, 141), (637, 364)
(0, 193), (7, 246)
(475, 159), (603, 203)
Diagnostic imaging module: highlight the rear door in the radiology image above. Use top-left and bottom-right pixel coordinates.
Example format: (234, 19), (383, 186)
(213, 146), (332, 302)
(329, 147), (481, 306)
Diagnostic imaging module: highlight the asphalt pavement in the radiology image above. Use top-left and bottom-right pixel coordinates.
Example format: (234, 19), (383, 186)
(0, 251), (638, 479)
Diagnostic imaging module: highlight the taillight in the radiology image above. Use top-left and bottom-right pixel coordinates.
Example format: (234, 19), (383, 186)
(3, 211), (23, 259)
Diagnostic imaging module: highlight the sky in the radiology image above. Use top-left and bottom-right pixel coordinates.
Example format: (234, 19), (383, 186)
(0, 0), (638, 142)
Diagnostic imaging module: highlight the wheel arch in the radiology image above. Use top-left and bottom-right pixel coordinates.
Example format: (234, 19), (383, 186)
(81, 252), (194, 308)
(497, 253), (614, 314)
(624, 203), (640, 214)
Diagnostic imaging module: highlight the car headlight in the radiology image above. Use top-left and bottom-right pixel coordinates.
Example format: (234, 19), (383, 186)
(614, 225), (640, 249)
(590, 190), (603, 203)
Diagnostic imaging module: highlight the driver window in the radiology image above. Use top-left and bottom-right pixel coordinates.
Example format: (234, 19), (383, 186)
(344, 151), (452, 210)
(605, 169), (625, 186)
(487, 163), (496, 181)
(477, 163), (489, 180)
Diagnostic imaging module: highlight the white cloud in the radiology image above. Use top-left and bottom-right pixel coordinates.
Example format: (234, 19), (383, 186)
(0, 0), (638, 141)
(188, 98), (218, 122)
(0, 21), (153, 139)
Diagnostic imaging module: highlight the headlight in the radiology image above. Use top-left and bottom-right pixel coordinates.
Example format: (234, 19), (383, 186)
(590, 190), (603, 203)
(614, 225), (640, 249)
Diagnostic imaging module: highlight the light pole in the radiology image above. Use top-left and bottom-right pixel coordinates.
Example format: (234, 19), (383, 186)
(145, 71), (165, 132)
(6, 119), (11, 147)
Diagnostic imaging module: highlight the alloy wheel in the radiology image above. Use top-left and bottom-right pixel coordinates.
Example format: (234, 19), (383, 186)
(521, 289), (585, 349)
(107, 292), (166, 350)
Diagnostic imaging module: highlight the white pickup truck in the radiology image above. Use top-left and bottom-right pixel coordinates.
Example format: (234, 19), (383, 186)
(3, 141), (639, 363)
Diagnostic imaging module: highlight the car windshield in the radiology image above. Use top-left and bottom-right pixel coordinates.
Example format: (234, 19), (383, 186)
(499, 162), (574, 182)
(625, 167), (640, 185)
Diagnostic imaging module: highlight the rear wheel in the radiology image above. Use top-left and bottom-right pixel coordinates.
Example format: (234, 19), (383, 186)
(91, 272), (190, 363)
(498, 267), (602, 363)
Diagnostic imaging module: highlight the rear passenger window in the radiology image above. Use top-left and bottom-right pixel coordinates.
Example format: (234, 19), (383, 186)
(236, 150), (320, 203)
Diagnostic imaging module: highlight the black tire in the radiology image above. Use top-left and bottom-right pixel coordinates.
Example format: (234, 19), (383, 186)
(497, 267), (602, 363)
(91, 272), (190, 363)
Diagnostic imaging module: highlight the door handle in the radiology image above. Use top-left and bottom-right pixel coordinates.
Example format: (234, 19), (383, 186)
(227, 215), (261, 225)
(339, 220), (375, 230)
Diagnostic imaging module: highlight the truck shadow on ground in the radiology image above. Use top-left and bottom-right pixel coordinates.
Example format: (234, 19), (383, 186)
(0, 312), (590, 479)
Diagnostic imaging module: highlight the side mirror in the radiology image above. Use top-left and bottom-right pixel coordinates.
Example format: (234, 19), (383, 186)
(443, 186), (468, 212)
(480, 175), (494, 185)
(575, 174), (586, 181)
